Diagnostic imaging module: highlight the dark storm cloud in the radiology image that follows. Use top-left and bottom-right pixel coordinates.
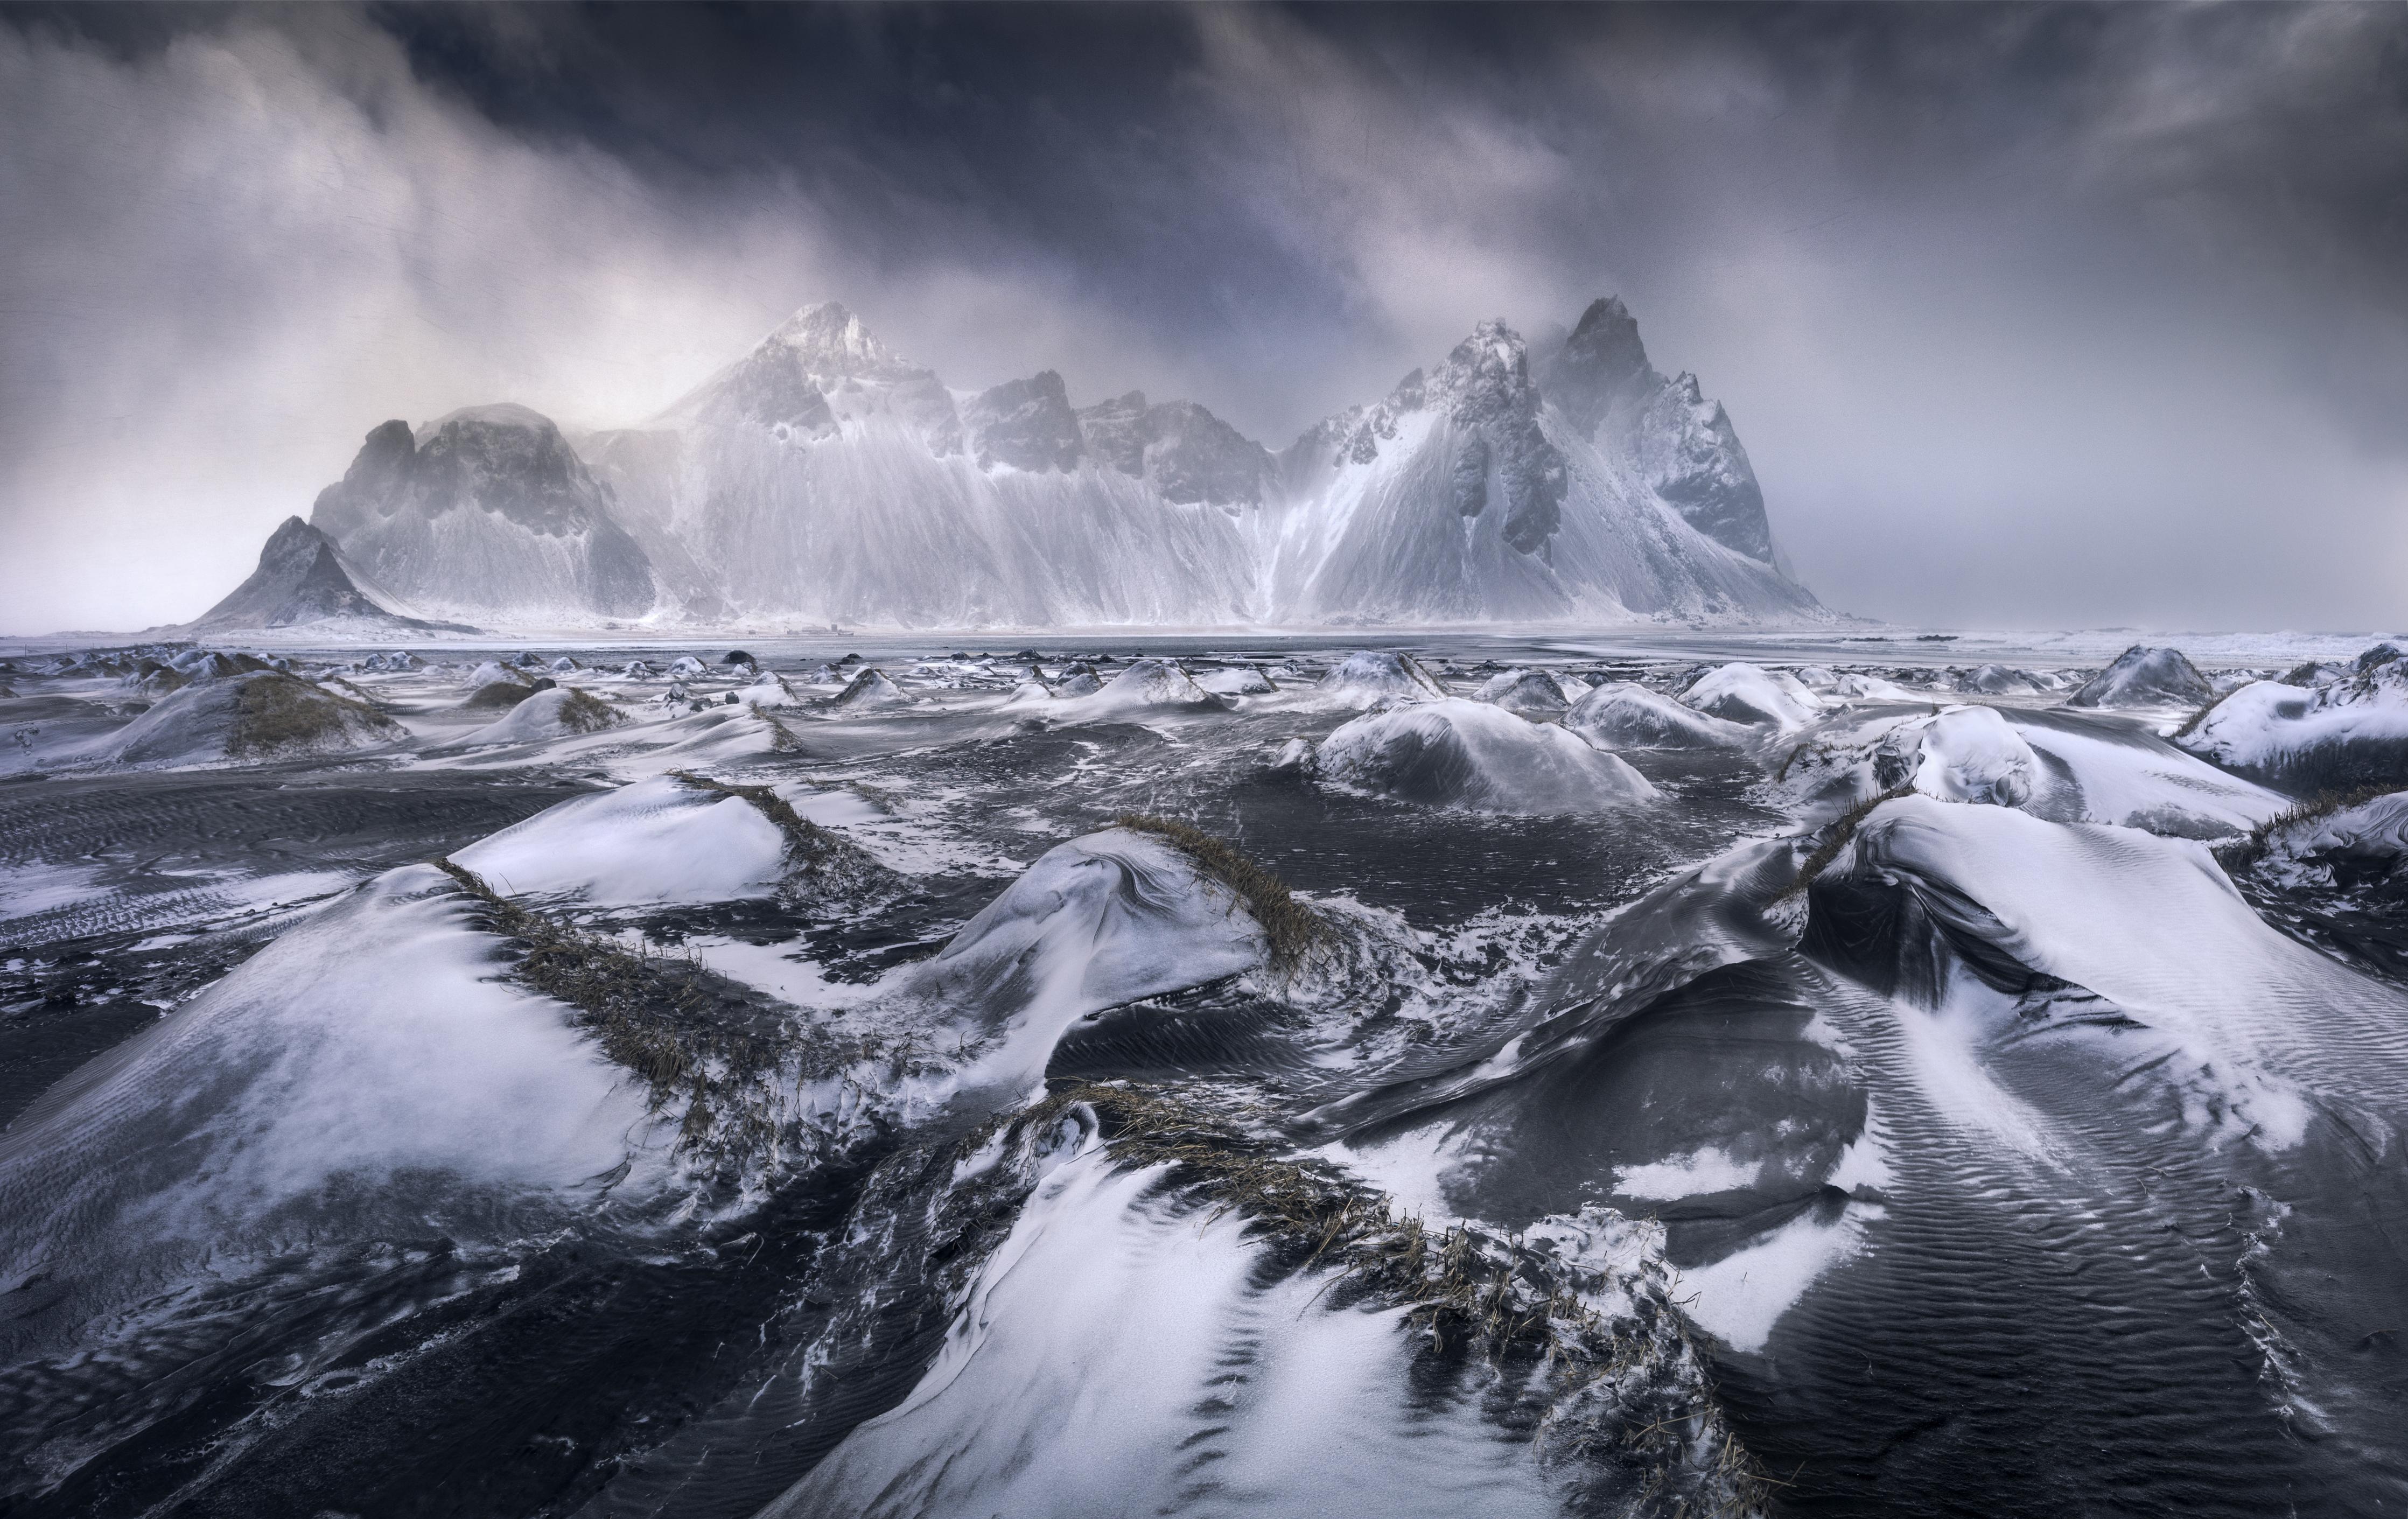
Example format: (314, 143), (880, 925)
(3, 2), (2404, 632)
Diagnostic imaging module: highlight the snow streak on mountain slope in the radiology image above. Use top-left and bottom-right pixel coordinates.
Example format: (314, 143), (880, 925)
(282, 299), (1818, 628)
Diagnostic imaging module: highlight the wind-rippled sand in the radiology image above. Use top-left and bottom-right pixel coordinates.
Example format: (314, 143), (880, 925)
(2, 631), (2403, 1518)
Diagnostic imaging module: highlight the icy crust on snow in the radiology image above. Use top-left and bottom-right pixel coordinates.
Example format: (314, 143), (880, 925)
(1963, 662), (2047, 695)
(1311, 836), (1869, 1356)
(829, 667), (915, 712)
(1052, 657), (1231, 717)
(1472, 667), (1584, 717)
(1565, 680), (1753, 750)
(1828, 670), (1924, 701)
(2008, 712), (2285, 836)
(1315, 649), (1449, 705)
(1879, 705), (2039, 807)
(2066, 644), (2214, 710)
(902, 829), (1268, 1095)
(1681, 661), (1824, 730)
(2181, 656), (2408, 790)
(1775, 701), (2285, 838)
(1193, 662), (1278, 696)
(451, 775), (795, 907)
(1317, 698), (1658, 815)
(0, 866), (666, 1348)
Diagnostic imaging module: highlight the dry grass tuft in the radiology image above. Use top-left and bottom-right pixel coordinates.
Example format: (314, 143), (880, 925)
(1113, 813), (1328, 971)
(229, 673), (393, 757)
(431, 855), (730, 1093)
(2172, 687), (2238, 740)
(428, 855), (896, 1171)
(555, 688), (621, 733)
(464, 680), (539, 710)
(2214, 784), (2398, 873)
(759, 708), (808, 752)
(666, 771), (898, 907)
(1010, 1080), (1773, 1512)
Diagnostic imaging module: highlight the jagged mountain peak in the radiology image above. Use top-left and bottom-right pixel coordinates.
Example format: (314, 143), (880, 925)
(963, 370), (1083, 472)
(1430, 318), (1541, 414)
(1073, 391), (1273, 507)
(660, 300), (949, 446)
(761, 301), (898, 374)
(1528, 296), (1776, 564)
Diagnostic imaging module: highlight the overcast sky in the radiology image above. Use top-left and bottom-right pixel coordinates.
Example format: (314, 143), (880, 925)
(3, 2), (2404, 634)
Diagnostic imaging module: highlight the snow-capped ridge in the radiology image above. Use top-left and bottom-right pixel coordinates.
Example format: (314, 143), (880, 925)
(268, 292), (1822, 629)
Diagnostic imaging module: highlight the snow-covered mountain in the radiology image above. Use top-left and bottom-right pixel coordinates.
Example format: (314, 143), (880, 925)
(253, 298), (1818, 628)
(1256, 307), (1809, 623)
(308, 404), (655, 625)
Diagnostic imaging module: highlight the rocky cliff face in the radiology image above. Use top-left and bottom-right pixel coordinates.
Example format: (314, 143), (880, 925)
(1077, 392), (1275, 508)
(1425, 319), (1566, 554)
(263, 296), (1814, 628)
(963, 372), (1084, 472)
(1536, 297), (1775, 563)
(309, 405), (656, 623)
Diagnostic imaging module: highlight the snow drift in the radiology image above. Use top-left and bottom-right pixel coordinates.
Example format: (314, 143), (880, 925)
(1317, 698), (1658, 814)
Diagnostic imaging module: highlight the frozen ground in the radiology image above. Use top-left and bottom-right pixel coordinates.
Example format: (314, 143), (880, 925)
(2, 629), (2406, 1518)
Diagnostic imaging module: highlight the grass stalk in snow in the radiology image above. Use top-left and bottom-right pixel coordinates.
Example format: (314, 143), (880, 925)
(429, 855), (897, 1173)
(1776, 783), (1915, 902)
(1112, 813), (1327, 971)
(1009, 1079), (1770, 1514)
(2214, 784), (2399, 873)
(669, 769), (897, 904)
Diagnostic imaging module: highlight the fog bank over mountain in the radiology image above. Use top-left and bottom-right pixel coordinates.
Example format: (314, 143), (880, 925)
(3, 3), (2404, 633)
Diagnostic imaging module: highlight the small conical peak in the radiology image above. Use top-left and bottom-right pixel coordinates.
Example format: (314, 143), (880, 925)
(1569, 296), (1634, 343)
(1562, 296), (1650, 378)
(255, 516), (341, 576)
(765, 302), (892, 369)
